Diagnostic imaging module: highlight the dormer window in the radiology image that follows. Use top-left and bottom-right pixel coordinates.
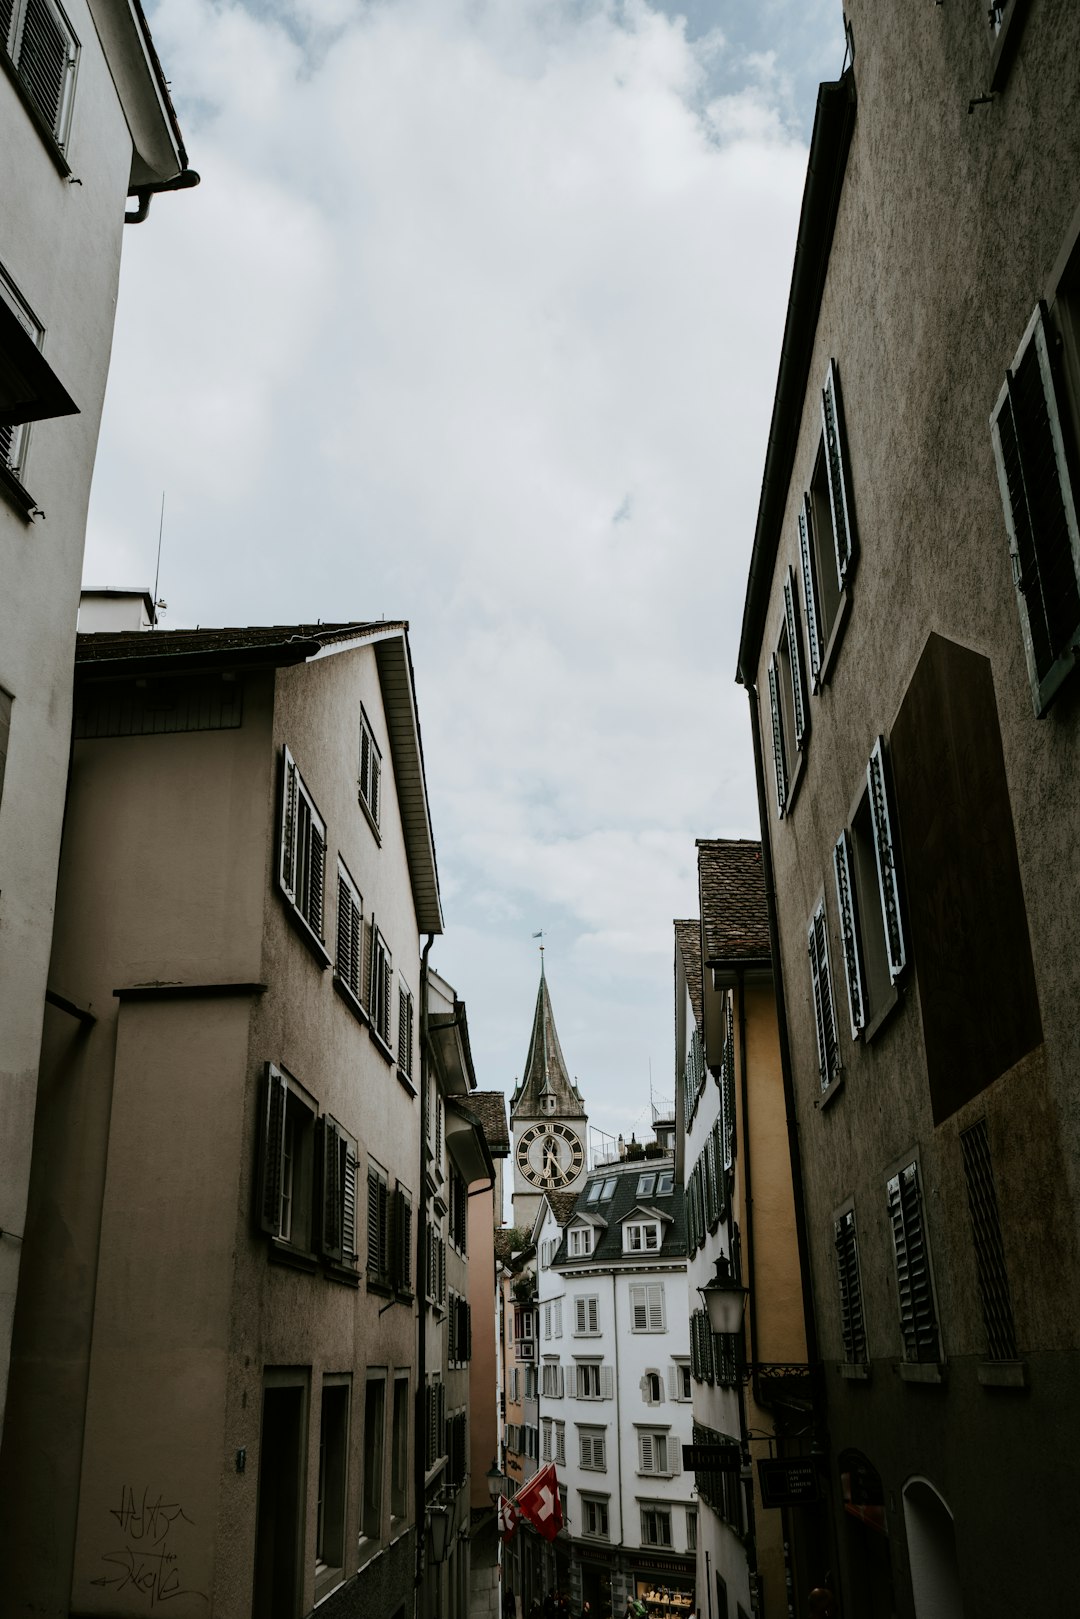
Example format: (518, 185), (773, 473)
(586, 1175), (617, 1204)
(568, 1226), (594, 1258)
(541, 1094), (556, 1116)
(624, 1221), (660, 1255)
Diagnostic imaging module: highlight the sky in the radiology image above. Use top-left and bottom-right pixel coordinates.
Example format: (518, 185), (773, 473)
(83, 0), (846, 1156)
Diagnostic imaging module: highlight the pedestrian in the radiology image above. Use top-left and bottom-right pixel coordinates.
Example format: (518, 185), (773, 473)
(503, 1589), (517, 1619)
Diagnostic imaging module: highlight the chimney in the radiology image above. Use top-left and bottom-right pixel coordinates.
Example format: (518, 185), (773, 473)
(79, 587), (159, 632)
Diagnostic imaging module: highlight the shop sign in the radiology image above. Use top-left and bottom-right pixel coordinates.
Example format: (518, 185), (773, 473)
(682, 1443), (742, 1472)
(757, 1457), (821, 1507)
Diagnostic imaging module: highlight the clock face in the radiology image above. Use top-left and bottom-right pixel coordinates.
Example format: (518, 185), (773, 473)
(516, 1121), (585, 1190)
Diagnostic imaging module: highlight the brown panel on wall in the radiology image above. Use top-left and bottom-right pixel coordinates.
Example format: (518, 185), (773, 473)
(890, 634), (1042, 1124)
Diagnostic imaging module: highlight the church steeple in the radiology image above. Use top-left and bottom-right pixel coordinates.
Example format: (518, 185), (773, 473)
(513, 957), (586, 1122)
(510, 951), (589, 1228)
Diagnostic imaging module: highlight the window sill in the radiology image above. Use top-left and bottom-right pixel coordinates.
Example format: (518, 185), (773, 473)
(898, 1361), (946, 1385)
(356, 1535), (382, 1570)
(819, 1073), (845, 1110)
(358, 790), (382, 845)
(324, 1259), (361, 1289)
(781, 746), (807, 819)
(0, 52), (72, 177)
(816, 585), (851, 691)
(0, 460), (38, 522)
(268, 1240), (319, 1274)
(369, 1026), (394, 1065)
(397, 1067), (417, 1097)
(314, 1569), (345, 1606)
(366, 1275), (394, 1299)
(333, 973), (369, 1027)
(978, 1359), (1027, 1389)
(838, 1361), (871, 1382)
(279, 887), (332, 968)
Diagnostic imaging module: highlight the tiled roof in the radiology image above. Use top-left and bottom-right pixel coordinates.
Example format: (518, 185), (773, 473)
(494, 1229), (517, 1268)
(552, 1158), (685, 1268)
(697, 838), (771, 965)
(674, 919), (704, 1030)
(470, 1092), (510, 1157)
(546, 1191), (580, 1227)
(76, 621), (403, 668)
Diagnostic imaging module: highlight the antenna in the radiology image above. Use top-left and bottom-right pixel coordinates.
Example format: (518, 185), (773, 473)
(151, 491), (166, 627)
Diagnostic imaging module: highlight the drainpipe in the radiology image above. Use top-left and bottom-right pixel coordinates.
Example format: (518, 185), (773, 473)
(415, 931), (436, 1614)
(124, 166), (201, 224)
(737, 967), (761, 1412)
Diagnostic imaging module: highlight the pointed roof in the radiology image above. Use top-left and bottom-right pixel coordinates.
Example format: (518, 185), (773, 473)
(511, 962), (586, 1120)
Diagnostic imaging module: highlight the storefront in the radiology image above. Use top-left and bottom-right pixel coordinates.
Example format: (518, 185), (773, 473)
(631, 1550), (696, 1615)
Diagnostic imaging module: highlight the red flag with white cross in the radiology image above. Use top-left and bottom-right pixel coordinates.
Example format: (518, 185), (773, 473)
(514, 1463), (563, 1541)
(498, 1495), (520, 1542)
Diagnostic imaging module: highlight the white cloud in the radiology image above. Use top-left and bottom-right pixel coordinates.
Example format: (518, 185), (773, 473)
(86, 0), (841, 1143)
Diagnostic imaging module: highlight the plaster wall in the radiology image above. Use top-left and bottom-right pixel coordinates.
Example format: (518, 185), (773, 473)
(469, 1181), (499, 1511)
(0, 0), (167, 1436)
(747, 4), (1080, 1611)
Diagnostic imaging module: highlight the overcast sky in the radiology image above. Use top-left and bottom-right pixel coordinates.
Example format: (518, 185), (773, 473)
(84, 0), (845, 1161)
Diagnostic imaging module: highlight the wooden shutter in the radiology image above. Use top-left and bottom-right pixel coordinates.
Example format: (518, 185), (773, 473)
(821, 358), (855, 585)
(668, 1439), (681, 1477)
(342, 1146), (357, 1262)
(867, 738), (906, 981)
(600, 1364), (614, 1399)
(887, 1164), (939, 1362)
(381, 952), (393, 1043)
(639, 1433), (655, 1472)
(647, 1284), (664, 1331)
(336, 873), (352, 984)
(630, 1286), (648, 1330)
(807, 903), (840, 1089)
(784, 567), (809, 749)
(438, 1233), (446, 1304)
(280, 749), (298, 897)
(557, 1365), (565, 1398)
(833, 828), (867, 1037)
(308, 823), (325, 938)
(18, 0), (73, 140)
(396, 1189), (412, 1291)
(319, 1119), (344, 1262)
(259, 1064), (288, 1234)
(367, 1169), (381, 1274)
(448, 1295), (457, 1364)
(767, 654), (787, 816)
(363, 915), (374, 1012)
(799, 494), (824, 683)
(991, 302), (1080, 714)
(834, 1209), (866, 1363)
(667, 1366), (678, 1399)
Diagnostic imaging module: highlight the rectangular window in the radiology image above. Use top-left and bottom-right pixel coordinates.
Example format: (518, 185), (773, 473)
(623, 1222), (660, 1254)
(581, 1495), (609, 1539)
(318, 1116), (358, 1269)
(391, 1375), (409, 1521)
(541, 1418), (552, 1462)
(397, 981), (415, 1081)
(834, 1208), (867, 1364)
(578, 1427), (607, 1470)
(335, 863), (363, 1005)
(425, 1377), (446, 1471)
(367, 920), (393, 1048)
(1, 0), (78, 151)
(629, 1283), (665, 1332)
(668, 1362), (692, 1402)
(640, 1505), (673, 1548)
(279, 746), (327, 947)
(686, 1509), (698, 1553)
(807, 901), (841, 1092)
(574, 1296), (600, 1335)
(960, 1120), (1017, 1361)
(366, 1163), (389, 1287)
(636, 1174), (656, 1197)
(362, 1376), (386, 1542)
(541, 1361), (564, 1399)
(358, 706), (382, 827)
(887, 1163), (941, 1363)
(799, 360), (857, 691)
(768, 566), (810, 817)
(834, 738), (907, 1037)
(316, 1380), (349, 1594)
(568, 1227), (594, 1258)
(555, 1420), (565, 1467)
(637, 1430), (679, 1476)
(394, 1186), (413, 1295)
(574, 1362), (603, 1400)
(991, 300), (1080, 714)
(259, 1065), (316, 1253)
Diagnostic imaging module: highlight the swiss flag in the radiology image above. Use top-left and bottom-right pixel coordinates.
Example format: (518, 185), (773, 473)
(514, 1463), (563, 1542)
(498, 1496), (520, 1543)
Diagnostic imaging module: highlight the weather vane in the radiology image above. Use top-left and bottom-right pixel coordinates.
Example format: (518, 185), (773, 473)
(532, 929), (545, 958)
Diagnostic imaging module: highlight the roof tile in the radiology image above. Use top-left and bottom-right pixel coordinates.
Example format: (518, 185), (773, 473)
(697, 838), (771, 964)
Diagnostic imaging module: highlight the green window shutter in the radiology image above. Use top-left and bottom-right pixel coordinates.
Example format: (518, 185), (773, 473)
(832, 828), (867, 1036)
(821, 358), (856, 585)
(784, 566), (809, 749)
(867, 738), (906, 981)
(799, 494), (824, 683)
(258, 1064), (288, 1234)
(990, 301), (1080, 714)
(767, 654), (787, 817)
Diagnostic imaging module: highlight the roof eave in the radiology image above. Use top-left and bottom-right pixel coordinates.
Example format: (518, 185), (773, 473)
(373, 631), (444, 935)
(736, 69), (857, 686)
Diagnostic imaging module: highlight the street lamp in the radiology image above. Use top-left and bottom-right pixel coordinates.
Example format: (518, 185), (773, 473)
(486, 1459), (507, 1500)
(429, 1503), (452, 1564)
(698, 1253), (749, 1338)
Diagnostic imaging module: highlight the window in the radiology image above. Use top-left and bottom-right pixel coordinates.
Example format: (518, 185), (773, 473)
(578, 1427), (607, 1470)
(316, 1380), (349, 1596)
(623, 1221), (660, 1254)
(524, 1365), (537, 1400)
(636, 1173), (656, 1197)
(991, 300), (1080, 715)
(799, 360), (857, 686)
(447, 1410), (468, 1488)
(397, 981), (415, 1081)
(367, 1164), (390, 1287)
(555, 1420), (566, 1466)
(807, 901), (841, 1093)
(587, 1175), (617, 1202)
(427, 1225), (446, 1307)
(580, 1495), (609, 1539)
(637, 1430), (680, 1477)
(318, 1117), (358, 1271)
(358, 706), (381, 827)
(574, 1296), (600, 1336)
(690, 1310), (738, 1389)
(960, 1120), (1018, 1361)
(671, 1361), (692, 1402)
(767, 567), (810, 816)
(586, 1180), (603, 1203)
(368, 920), (393, 1049)
(833, 739), (907, 1039)
(1, 0), (78, 152)
(391, 1375), (409, 1522)
(542, 1417), (553, 1462)
(334, 863), (363, 1007)
(513, 1307), (534, 1341)
(834, 1209), (867, 1364)
(279, 747), (327, 949)
(886, 1163), (941, 1364)
(643, 1371), (663, 1405)
(573, 1362), (612, 1400)
(541, 1360), (565, 1398)
(655, 1170), (674, 1195)
(258, 1065), (316, 1252)
(554, 1298), (562, 1338)
(425, 1377), (446, 1471)
(361, 1376), (386, 1542)
(686, 1509), (698, 1554)
(542, 1297), (562, 1341)
(629, 1283), (665, 1332)
(568, 1226), (594, 1258)
(640, 1505), (673, 1547)
(693, 1422), (745, 1533)
(986, 0), (1031, 90)
(448, 1168), (467, 1254)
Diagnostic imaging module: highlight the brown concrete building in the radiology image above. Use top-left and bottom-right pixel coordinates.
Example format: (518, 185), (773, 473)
(737, 6), (1080, 1615)
(0, 616), (446, 1619)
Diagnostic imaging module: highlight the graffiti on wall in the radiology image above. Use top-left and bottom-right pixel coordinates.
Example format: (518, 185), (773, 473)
(91, 1485), (208, 1607)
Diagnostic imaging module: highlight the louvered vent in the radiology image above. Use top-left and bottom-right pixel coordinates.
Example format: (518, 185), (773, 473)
(960, 1120), (1017, 1361)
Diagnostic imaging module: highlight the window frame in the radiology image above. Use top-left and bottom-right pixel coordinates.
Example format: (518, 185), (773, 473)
(578, 1426), (607, 1471)
(333, 859), (365, 1015)
(278, 746), (329, 963)
(315, 1376), (351, 1601)
(640, 1503), (673, 1548)
(807, 899), (841, 1096)
(834, 1205), (868, 1367)
(258, 1064), (318, 1260)
(833, 738), (907, 1043)
(629, 1282), (666, 1333)
(623, 1220), (661, 1255)
(360, 1373), (387, 1548)
(580, 1493), (610, 1540)
(358, 705), (382, 832)
(799, 360), (858, 692)
(574, 1295), (600, 1336)
(568, 1225), (594, 1258)
(367, 918), (393, 1054)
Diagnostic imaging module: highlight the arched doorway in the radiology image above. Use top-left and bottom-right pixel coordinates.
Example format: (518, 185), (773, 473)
(837, 1450), (896, 1619)
(903, 1478), (964, 1619)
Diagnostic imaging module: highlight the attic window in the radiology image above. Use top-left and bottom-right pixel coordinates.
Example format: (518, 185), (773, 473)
(541, 1094), (556, 1115)
(636, 1174), (656, 1197)
(624, 1221), (661, 1255)
(568, 1226), (594, 1258)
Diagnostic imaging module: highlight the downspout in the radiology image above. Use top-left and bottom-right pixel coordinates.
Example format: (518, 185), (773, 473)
(124, 166), (201, 224)
(414, 931), (437, 1612)
(737, 968), (760, 1410)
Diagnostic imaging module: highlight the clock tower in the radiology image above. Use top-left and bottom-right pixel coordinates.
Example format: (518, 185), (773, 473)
(510, 954), (589, 1229)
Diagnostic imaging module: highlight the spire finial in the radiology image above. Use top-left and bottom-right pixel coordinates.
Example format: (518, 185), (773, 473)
(532, 929), (545, 976)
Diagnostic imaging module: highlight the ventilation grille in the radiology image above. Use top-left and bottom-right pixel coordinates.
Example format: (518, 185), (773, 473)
(960, 1119), (1017, 1361)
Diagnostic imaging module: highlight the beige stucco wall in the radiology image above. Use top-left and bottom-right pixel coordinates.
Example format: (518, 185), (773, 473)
(469, 1182), (499, 1511)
